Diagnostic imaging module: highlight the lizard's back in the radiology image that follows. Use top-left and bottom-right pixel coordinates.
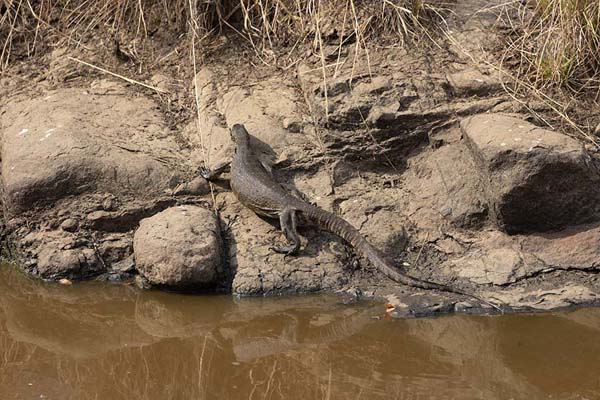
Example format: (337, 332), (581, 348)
(223, 124), (501, 310)
(230, 142), (304, 218)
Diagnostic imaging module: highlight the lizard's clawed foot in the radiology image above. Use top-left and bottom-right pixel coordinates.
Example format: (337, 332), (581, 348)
(198, 161), (231, 181)
(198, 166), (213, 180)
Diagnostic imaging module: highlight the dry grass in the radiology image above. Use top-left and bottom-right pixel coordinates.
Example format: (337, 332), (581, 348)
(0, 0), (448, 70)
(490, 0), (600, 144)
(504, 0), (600, 93)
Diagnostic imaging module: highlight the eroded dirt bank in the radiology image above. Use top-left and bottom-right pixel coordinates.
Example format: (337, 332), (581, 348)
(1, 1), (600, 316)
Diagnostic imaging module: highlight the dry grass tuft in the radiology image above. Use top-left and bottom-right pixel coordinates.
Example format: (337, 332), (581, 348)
(504, 0), (600, 93)
(0, 0), (448, 70)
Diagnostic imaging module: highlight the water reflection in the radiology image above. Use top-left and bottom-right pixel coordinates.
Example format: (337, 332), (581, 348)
(1, 264), (599, 400)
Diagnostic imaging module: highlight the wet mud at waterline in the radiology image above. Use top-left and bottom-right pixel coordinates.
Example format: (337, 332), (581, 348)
(1, 265), (599, 400)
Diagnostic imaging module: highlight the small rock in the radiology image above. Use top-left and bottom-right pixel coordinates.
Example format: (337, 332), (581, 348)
(353, 76), (392, 96)
(282, 118), (303, 133)
(454, 301), (474, 312)
(439, 206), (453, 217)
(446, 246), (529, 285)
(36, 245), (101, 279)
(319, 79), (350, 97)
(58, 278), (73, 285)
(135, 274), (152, 290)
(112, 254), (135, 273)
(98, 237), (132, 264)
(170, 176), (210, 196)
(133, 206), (222, 287)
(337, 287), (362, 304)
(87, 210), (111, 222)
(485, 284), (599, 310)
(102, 197), (118, 211)
(446, 68), (501, 97)
(149, 73), (171, 91)
(60, 218), (79, 232)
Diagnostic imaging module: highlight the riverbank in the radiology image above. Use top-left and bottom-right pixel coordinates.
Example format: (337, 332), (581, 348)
(1, 0), (600, 316)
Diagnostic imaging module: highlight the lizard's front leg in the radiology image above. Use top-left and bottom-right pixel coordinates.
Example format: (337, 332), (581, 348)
(271, 207), (301, 256)
(199, 160), (231, 181)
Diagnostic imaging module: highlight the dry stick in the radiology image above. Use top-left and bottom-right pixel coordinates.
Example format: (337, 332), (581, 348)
(188, 0), (206, 165)
(314, 0), (329, 123)
(348, 0), (373, 83)
(188, 0), (217, 210)
(333, 0), (350, 78)
(413, 232), (430, 267)
(67, 56), (168, 93)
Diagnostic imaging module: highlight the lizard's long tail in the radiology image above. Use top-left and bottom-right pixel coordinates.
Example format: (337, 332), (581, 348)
(302, 205), (502, 311)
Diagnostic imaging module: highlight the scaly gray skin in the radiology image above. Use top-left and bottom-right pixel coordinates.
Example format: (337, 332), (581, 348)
(202, 124), (502, 311)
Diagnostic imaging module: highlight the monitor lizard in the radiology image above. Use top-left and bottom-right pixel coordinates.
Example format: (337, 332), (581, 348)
(201, 124), (502, 311)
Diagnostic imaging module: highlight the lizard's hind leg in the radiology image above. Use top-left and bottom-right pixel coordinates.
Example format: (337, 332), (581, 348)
(271, 207), (301, 256)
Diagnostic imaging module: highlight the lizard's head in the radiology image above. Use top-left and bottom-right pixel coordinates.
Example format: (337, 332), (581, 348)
(230, 124), (250, 145)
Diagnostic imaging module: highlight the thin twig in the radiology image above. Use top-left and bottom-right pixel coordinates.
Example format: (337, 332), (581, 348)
(67, 56), (168, 93)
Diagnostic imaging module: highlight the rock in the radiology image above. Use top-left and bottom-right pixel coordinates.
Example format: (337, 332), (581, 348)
(85, 199), (175, 232)
(282, 117), (303, 133)
(384, 292), (456, 318)
(60, 218), (79, 232)
(218, 193), (347, 295)
(111, 254), (135, 273)
(218, 81), (308, 159)
(352, 76), (392, 96)
(484, 283), (599, 310)
(441, 229), (561, 286)
(183, 71), (312, 170)
(36, 244), (100, 279)
(403, 139), (488, 230)
(446, 69), (501, 97)
(1, 87), (185, 216)
(170, 176), (209, 196)
(149, 73), (171, 91)
(462, 114), (600, 233)
(98, 236), (132, 264)
(101, 196), (118, 211)
(133, 206), (222, 287)
(454, 301), (474, 312)
(445, 247), (529, 285)
(520, 223), (600, 270)
(134, 274), (153, 290)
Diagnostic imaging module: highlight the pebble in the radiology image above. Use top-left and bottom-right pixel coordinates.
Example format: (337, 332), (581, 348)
(60, 218), (79, 232)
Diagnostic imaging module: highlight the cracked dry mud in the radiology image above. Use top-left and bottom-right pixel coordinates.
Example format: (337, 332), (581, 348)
(1, 0), (600, 317)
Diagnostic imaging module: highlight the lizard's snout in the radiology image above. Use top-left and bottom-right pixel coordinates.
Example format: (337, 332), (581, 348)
(230, 124), (249, 143)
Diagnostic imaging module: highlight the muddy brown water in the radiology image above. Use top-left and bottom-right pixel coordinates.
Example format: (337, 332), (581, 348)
(1, 265), (599, 400)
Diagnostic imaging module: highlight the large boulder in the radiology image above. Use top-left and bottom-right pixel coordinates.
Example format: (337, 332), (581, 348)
(0, 84), (186, 216)
(462, 113), (600, 233)
(218, 192), (348, 295)
(133, 206), (222, 287)
(184, 68), (312, 171)
(402, 136), (489, 230)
